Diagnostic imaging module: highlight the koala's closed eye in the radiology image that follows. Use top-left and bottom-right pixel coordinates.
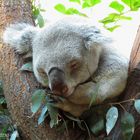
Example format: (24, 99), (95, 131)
(68, 60), (82, 74)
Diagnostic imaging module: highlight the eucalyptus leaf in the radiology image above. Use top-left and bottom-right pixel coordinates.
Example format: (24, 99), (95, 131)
(38, 105), (48, 125)
(69, 0), (80, 4)
(82, 0), (101, 8)
(20, 62), (33, 72)
(46, 103), (59, 128)
(109, 1), (125, 13)
(0, 97), (6, 104)
(106, 106), (118, 135)
(54, 4), (66, 14)
(121, 112), (135, 140)
(10, 130), (18, 140)
(31, 89), (46, 113)
(134, 99), (140, 114)
(90, 117), (105, 135)
(121, 0), (140, 11)
(37, 14), (45, 28)
(106, 25), (121, 32)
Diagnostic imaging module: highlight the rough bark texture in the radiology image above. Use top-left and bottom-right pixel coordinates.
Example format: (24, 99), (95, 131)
(0, 0), (140, 140)
(0, 0), (91, 140)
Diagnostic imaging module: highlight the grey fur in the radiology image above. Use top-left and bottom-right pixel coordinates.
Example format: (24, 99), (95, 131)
(3, 17), (128, 116)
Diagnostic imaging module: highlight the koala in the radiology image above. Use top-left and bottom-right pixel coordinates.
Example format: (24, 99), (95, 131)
(3, 16), (128, 117)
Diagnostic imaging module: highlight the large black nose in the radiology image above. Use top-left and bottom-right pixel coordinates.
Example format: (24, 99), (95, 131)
(48, 67), (68, 96)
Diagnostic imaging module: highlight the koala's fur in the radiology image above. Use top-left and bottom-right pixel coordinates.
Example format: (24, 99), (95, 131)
(3, 16), (128, 116)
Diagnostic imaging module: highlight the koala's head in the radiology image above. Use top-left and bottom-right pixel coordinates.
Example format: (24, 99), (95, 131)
(3, 18), (107, 97)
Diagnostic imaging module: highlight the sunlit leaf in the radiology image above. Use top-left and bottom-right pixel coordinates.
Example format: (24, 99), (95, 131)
(37, 14), (45, 28)
(54, 4), (66, 14)
(10, 130), (18, 140)
(134, 99), (140, 114)
(82, 0), (101, 8)
(69, 0), (80, 4)
(121, 0), (140, 11)
(31, 89), (46, 113)
(106, 106), (118, 135)
(20, 62), (33, 72)
(109, 1), (125, 13)
(119, 15), (132, 20)
(66, 8), (87, 17)
(121, 112), (135, 140)
(106, 25), (121, 32)
(38, 105), (48, 125)
(99, 13), (119, 24)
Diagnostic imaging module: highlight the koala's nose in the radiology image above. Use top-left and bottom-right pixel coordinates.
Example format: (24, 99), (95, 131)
(51, 82), (68, 96)
(48, 67), (69, 96)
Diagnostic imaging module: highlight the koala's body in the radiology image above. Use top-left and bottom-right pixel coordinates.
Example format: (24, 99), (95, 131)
(3, 16), (128, 117)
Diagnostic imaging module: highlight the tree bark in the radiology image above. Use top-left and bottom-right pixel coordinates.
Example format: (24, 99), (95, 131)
(107, 26), (140, 140)
(0, 0), (140, 140)
(0, 0), (89, 140)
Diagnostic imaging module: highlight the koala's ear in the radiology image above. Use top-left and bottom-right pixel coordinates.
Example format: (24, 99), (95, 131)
(3, 23), (38, 54)
(79, 26), (112, 50)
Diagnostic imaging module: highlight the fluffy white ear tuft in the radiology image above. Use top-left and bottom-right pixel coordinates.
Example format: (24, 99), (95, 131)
(3, 23), (38, 54)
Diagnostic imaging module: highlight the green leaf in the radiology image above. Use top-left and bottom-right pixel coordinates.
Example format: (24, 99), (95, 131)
(54, 4), (66, 14)
(32, 8), (40, 19)
(10, 130), (18, 140)
(46, 103), (59, 128)
(90, 117), (105, 135)
(106, 25), (121, 32)
(37, 14), (45, 28)
(82, 0), (101, 8)
(38, 105), (48, 125)
(20, 62), (33, 72)
(99, 13), (119, 24)
(31, 89), (46, 114)
(0, 97), (6, 104)
(106, 106), (118, 135)
(121, 112), (135, 140)
(134, 99), (140, 114)
(66, 8), (87, 17)
(69, 0), (81, 4)
(121, 0), (140, 11)
(109, 1), (125, 13)
(119, 15), (132, 20)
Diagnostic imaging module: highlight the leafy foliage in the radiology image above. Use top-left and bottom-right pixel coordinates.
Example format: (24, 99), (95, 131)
(20, 62), (33, 72)
(55, 4), (87, 17)
(109, 1), (125, 13)
(32, 0), (45, 28)
(106, 106), (118, 135)
(134, 99), (140, 114)
(10, 130), (18, 140)
(121, 112), (135, 140)
(31, 89), (46, 114)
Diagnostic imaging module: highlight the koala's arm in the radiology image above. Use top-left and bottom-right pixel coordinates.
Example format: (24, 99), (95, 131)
(3, 23), (38, 54)
(54, 49), (128, 116)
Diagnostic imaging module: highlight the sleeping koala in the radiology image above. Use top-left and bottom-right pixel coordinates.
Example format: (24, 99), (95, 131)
(3, 17), (128, 117)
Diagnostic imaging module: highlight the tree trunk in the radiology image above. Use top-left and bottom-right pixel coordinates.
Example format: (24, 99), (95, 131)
(107, 26), (140, 140)
(0, 0), (140, 140)
(0, 0), (88, 140)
